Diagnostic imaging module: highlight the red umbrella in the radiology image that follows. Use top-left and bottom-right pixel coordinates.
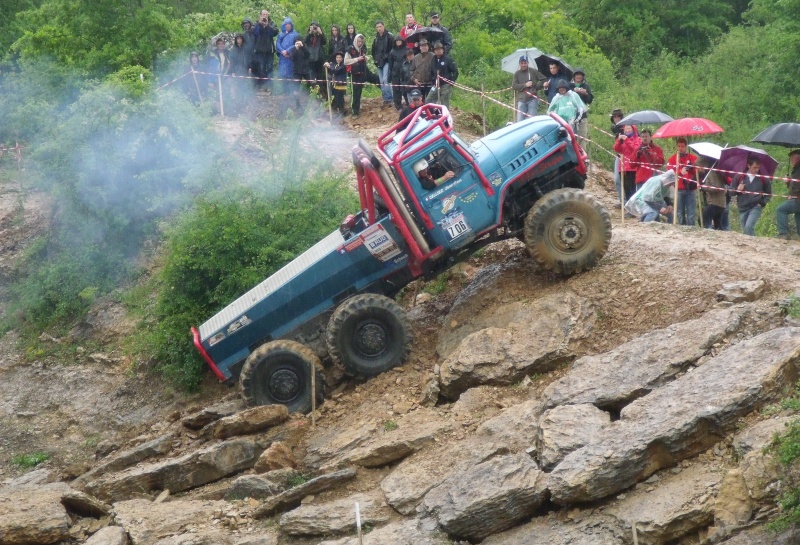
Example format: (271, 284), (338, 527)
(652, 117), (724, 139)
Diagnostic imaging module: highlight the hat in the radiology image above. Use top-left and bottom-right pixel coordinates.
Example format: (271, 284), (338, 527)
(519, 56), (528, 63)
(418, 38), (429, 46)
(430, 12), (440, 18)
(611, 108), (624, 117)
(433, 42), (444, 50)
(573, 67), (585, 76)
(409, 89), (423, 99)
(414, 158), (429, 172)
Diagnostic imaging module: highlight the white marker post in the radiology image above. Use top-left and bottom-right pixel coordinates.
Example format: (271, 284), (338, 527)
(355, 501), (363, 545)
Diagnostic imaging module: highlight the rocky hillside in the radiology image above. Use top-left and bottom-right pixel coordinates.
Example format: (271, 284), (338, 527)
(2, 97), (800, 545)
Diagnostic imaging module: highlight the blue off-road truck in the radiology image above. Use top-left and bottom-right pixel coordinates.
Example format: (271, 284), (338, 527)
(192, 106), (611, 412)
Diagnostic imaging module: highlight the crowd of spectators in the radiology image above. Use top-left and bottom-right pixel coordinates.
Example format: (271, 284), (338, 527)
(183, 11), (458, 117)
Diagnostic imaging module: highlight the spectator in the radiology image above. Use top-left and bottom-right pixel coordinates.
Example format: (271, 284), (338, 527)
(613, 124), (641, 205)
(414, 157), (454, 190)
(512, 56), (546, 122)
(397, 88), (424, 131)
(372, 21), (394, 105)
(634, 129), (665, 188)
(427, 42), (457, 107)
(696, 155), (727, 230)
(252, 10), (278, 91)
(400, 48), (416, 107)
(625, 170), (676, 222)
(240, 18), (256, 76)
(410, 38), (435, 98)
(288, 39), (311, 110)
(276, 17), (300, 94)
(184, 51), (203, 103)
(325, 52), (347, 116)
(570, 68), (593, 140)
(428, 13), (452, 54)
(345, 24), (358, 48)
(667, 137), (699, 226)
(229, 34), (252, 107)
(344, 35), (368, 116)
(399, 14), (419, 49)
(610, 108), (625, 202)
(305, 22), (326, 97)
(777, 149), (800, 240)
(328, 25), (347, 62)
(542, 61), (568, 103)
(547, 79), (585, 126)
(388, 35), (408, 110)
(734, 156), (771, 236)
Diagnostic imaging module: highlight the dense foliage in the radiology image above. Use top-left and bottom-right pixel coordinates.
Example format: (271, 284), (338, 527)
(131, 179), (358, 389)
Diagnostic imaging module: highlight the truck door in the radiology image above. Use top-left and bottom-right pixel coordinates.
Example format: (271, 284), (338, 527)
(408, 146), (496, 250)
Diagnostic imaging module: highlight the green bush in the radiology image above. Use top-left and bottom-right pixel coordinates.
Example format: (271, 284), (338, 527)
(12, 452), (49, 468)
(769, 382), (800, 530)
(132, 177), (358, 390)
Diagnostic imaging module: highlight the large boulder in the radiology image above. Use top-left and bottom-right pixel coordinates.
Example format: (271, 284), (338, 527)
(475, 398), (543, 452)
(252, 468), (357, 518)
(305, 409), (451, 470)
(73, 433), (175, 489)
(224, 468), (295, 500)
(438, 293), (595, 398)
(0, 483), (72, 545)
(543, 305), (749, 411)
(548, 327), (800, 505)
(181, 400), (244, 430)
(380, 439), (507, 515)
(604, 462), (722, 544)
(717, 524), (800, 544)
(84, 526), (129, 545)
(85, 438), (264, 502)
(481, 511), (626, 545)
(317, 518), (450, 545)
(200, 405), (288, 440)
(733, 415), (795, 457)
(536, 403), (611, 470)
(278, 492), (391, 536)
(421, 453), (548, 541)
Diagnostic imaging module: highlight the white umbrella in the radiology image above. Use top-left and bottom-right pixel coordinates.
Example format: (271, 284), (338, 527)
(501, 48), (543, 74)
(688, 142), (724, 161)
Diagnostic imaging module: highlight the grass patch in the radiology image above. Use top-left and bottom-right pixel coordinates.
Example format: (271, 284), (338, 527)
(383, 419), (399, 431)
(286, 473), (311, 487)
(424, 272), (451, 295)
(767, 382), (800, 530)
(12, 452), (49, 468)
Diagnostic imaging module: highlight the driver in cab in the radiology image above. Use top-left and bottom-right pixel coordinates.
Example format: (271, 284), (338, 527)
(414, 158), (454, 190)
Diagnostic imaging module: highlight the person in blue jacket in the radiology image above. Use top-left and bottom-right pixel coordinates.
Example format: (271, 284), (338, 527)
(276, 17), (300, 94)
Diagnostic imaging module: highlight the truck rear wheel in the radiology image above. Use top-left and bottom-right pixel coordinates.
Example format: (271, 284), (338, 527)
(327, 294), (412, 378)
(240, 340), (324, 414)
(524, 188), (611, 275)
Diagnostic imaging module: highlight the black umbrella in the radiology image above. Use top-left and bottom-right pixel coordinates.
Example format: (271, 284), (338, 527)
(615, 110), (674, 127)
(405, 26), (446, 44)
(752, 123), (800, 148)
(533, 53), (573, 79)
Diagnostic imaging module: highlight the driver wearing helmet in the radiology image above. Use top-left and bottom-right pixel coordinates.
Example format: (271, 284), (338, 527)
(414, 158), (454, 190)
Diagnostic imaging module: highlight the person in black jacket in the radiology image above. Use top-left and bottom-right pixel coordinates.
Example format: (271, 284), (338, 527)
(426, 42), (458, 107)
(288, 39), (311, 110)
(328, 25), (347, 62)
(305, 21), (327, 98)
(372, 21), (394, 104)
(428, 13), (452, 54)
(253, 10), (278, 91)
(397, 88), (424, 131)
(388, 36), (408, 110)
(570, 67), (593, 140)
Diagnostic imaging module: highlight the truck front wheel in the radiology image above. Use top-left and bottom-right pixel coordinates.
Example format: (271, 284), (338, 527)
(327, 294), (412, 378)
(524, 188), (612, 275)
(240, 340), (324, 414)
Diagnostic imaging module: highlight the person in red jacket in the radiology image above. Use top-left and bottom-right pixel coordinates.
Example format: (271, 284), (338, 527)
(667, 137), (699, 226)
(634, 129), (665, 189)
(613, 124), (641, 205)
(399, 14), (419, 49)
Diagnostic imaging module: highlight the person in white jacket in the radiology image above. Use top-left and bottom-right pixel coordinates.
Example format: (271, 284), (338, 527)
(547, 79), (585, 127)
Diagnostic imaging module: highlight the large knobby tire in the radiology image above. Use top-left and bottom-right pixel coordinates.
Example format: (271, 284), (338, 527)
(524, 188), (612, 276)
(239, 340), (324, 414)
(326, 294), (412, 379)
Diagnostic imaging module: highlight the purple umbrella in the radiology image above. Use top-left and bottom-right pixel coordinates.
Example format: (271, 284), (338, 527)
(717, 145), (778, 178)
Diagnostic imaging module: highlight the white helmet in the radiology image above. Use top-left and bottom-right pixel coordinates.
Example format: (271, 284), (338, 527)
(413, 159), (429, 173)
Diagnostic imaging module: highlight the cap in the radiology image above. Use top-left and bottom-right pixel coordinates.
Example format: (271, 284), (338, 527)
(433, 42), (444, 50)
(409, 89), (423, 99)
(418, 38), (429, 46)
(519, 56), (528, 63)
(430, 12), (440, 18)
(414, 159), (429, 172)
(611, 108), (624, 117)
